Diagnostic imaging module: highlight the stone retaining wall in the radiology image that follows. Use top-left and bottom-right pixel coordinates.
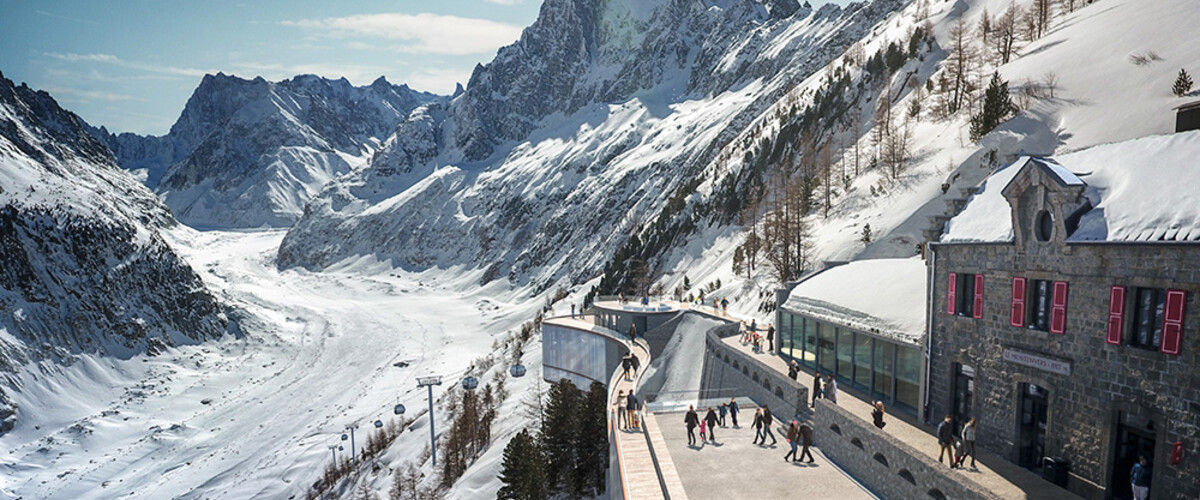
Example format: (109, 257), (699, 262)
(700, 323), (809, 420)
(813, 399), (1004, 500)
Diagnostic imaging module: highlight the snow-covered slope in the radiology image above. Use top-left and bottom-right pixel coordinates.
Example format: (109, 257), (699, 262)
(278, 0), (905, 290)
(0, 73), (230, 434)
(93, 73), (443, 228)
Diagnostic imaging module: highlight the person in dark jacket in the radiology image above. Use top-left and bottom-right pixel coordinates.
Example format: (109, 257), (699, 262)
(767, 323), (775, 352)
(685, 405), (700, 446)
(787, 360), (799, 381)
(872, 401), (886, 429)
(630, 354), (640, 376)
(784, 421), (801, 462)
(761, 405), (778, 445)
(811, 371), (823, 407)
(799, 422), (815, 463)
(752, 409), (765, 444)
(704, 407), (719, 441)
(1130, 456), (1151, 500)
(621, 356), (631, 380)
(937, 414), (954, 465)
(728, 398), (740, 427)
(718, 403), (728, 426)
(626, 392), (638, 428)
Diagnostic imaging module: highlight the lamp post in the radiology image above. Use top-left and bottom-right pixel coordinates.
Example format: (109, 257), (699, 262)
(417, 376), (443, 467)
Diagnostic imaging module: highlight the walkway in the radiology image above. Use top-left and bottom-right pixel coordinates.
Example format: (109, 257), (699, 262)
(610, 336), (688, 499)
(649, 410), (876, 500)
(720, 334), (1082, 500)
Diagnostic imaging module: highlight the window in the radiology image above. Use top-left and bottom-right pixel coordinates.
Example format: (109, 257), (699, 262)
(950, 273), (983, 318)
(854, 335), (873, 391)
(895, 346), (921, 413)
(802, 318), (819, 367)
(873, 342), (894, 402)
(1130, 288), (1165, 350)
(819, 324), (836, 373)
(1029, 280), (1052, 331)
(1126, 287), (1187, 355)
(1035, 210), (1053, 242)
(837, 329), (854, 381)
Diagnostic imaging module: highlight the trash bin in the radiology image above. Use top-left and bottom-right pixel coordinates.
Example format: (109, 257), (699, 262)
(1042, 456), (1069, 487)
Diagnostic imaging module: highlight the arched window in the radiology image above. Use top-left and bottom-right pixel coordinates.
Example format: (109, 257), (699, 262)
(873, 452), (889, 467)
(898, 469), (916, 485)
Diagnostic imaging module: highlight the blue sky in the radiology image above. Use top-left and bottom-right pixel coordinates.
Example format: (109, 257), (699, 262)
(0, 0), (853, 136)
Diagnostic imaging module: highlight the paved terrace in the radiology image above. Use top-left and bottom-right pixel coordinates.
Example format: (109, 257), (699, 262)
(648, 409), (876, 500)
(721, 334), (1083, 500)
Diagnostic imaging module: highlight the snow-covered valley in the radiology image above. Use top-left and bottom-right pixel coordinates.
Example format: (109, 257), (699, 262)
(0, 228), (542, 499)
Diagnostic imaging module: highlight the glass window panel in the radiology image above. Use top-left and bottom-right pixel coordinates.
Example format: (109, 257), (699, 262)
(895, 345), (921, 413)
(819, 323), (836, 373)
(854, 335), (872, 391)
(837, 329), (853, 381)
(873, 341), (894, 402)
(802, 317), (819, 367)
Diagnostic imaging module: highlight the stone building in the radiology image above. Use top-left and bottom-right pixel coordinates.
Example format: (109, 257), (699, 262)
(927, 131), (1200, 500)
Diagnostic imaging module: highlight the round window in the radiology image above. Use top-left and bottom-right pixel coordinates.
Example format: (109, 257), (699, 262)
(1035, 210), (1053, 242)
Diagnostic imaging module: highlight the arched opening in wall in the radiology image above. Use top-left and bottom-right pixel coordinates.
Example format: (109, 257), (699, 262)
(762, 380), (770, 390)
(732, 360), (739, 369)
(898, 469), (916, 485)
(743, 366), (749, 376)
(850, 437), (864, 450)
(873, 452), (889, 468)
(829, 424), (842, 435)
(752, 372), (760, 383)
(927, 489), (947, 500)
(723, 354), (730, 364)
(1036, 210), (1054, 241)
(774, 387), (784, 398)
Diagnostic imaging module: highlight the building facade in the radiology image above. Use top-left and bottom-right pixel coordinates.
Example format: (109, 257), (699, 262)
(929, 154), (1200, 500)
(776, 258), (928, 418)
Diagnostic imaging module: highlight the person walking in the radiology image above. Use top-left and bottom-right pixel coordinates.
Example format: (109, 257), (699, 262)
(799, 421), (815, 463)
(630, 354), (640, 376)
(825, 374), (838, 404)
(729, 398), (740, 427)
(627, 324), (637, 342)
(616, 390), (627, 429)
(872, 401), (886, 430)
(704, 407), (719, 441)
(784, 421), (801, 462)
(718, 403), (728, 426)
(626, 392), (639, 429)
(699, 416), (708, 443)
(811, 371), (823, 407)
(571, 304), (576, 318)
(750, 319), (757, 332)
(762, 405), (778, 445)
(752, 409), (765, 444)
(937, 414), (954, 465)
(959, 417), (978, 469)
(767, 323), (775, 352)
(721, 297), (729, 314)
(685, 405), (700, 446)
(621, 355), (631, 381)
(1130, 456), (1152, 500)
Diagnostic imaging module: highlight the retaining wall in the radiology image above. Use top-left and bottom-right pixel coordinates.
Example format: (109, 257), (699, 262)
(700, 323), (810, 420)
(813, 399), (1004, 500)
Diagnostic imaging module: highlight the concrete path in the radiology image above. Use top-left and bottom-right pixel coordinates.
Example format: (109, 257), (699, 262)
(720, 334), (1082, 500)
(610, 337), (687, 499)
(649, 410), (876, 500)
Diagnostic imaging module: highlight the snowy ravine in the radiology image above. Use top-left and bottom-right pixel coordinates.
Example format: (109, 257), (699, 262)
(0, 228), (545, 499)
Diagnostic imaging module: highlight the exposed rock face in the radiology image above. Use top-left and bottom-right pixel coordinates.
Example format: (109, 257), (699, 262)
(92, 73), (443, 228)
(0, 73), (232, 434)
(279, 0), (902, 290)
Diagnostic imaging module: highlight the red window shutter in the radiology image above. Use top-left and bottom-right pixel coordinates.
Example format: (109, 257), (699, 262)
(973, 275), (985, 319)
(1050, 281), (1069, 334)
(1106, 286), (1126, 345)
(947, 272), (957, 315)
(1161, 289), (1187, 355)
(1010, 277), (1026, 327)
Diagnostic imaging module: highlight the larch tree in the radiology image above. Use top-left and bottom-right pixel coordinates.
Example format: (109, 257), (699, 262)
(995, 1), (1021, 64)
(945, 17), (978, 115)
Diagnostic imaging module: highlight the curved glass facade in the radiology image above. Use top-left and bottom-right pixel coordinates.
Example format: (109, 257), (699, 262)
(779, 311), (922, 414)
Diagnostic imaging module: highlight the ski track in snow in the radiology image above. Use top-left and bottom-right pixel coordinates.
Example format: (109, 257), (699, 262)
(0, 228), (526, 499)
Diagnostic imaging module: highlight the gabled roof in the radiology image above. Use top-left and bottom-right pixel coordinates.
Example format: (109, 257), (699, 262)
(781, 258), (927, 344)
(943, 131), (1200, 243)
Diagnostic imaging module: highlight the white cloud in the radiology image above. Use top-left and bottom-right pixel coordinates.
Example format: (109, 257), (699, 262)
(43, 52), (212, 77)
(483, 0), (525, 5)
(402, 68), (472, 95)
(283, 13), (523, 56)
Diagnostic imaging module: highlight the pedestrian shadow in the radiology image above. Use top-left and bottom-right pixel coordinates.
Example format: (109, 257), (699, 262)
(790, 461), (819, 468)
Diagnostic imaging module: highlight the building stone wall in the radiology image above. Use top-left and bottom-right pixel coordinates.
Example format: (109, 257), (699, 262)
(813, 399), (1004, 500)
(700, 323), (810, 421)
(929, 240), (1200, 500)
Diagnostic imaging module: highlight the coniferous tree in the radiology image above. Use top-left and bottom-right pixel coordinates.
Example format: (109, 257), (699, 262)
(1174, 69), (1194, 97)
(970, 72), (1018, 141)
(573, 382), (609, 496)
(541, 380), (582, 494)
(497, 430), (549, 500)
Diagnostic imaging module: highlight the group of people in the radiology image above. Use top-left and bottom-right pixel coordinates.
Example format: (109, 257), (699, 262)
(614, 390), (639, 429)
(683, 399), (817, 465)
(809, 371), (838, 406)
(621, 352), (640, 381)
(739, 320), (775, 354)
(936, 414), (978, 469)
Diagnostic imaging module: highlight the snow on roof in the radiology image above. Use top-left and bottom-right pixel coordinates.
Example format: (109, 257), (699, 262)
(942, 131), (1200, 243)
(781, 257), (927, 344)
